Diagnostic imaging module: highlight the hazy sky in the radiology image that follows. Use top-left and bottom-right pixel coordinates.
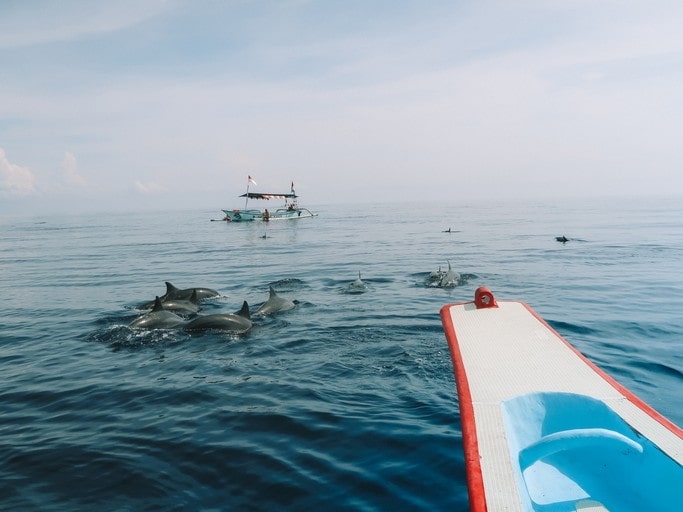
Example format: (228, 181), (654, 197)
(1, 0), (682, 214)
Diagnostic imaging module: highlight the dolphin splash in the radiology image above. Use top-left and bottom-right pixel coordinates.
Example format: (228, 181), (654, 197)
(128, 297), (185, 329)
(255, 286), (296, 315)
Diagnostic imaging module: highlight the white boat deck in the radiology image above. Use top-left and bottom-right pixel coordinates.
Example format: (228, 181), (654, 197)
(441, 292), (683, 512)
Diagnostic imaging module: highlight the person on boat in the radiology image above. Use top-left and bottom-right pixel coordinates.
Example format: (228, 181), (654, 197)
(263, 209), (270, 221)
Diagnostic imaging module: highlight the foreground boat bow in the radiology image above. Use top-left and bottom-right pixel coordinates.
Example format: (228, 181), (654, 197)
(440, 287), (682, 512)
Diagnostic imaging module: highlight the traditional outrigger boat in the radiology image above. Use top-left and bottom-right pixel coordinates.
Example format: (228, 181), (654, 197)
(222, 177), (316, 222)
(440, 287), (682, 512)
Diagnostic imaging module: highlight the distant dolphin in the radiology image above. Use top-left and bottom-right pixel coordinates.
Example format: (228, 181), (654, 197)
(137, 282), (220, 309)
(255, 286), (296, 315)
(555, 235), (569, 243)
(351, 272), (366, 287)
(346, 272), (368, 294)
(161, 289), (201, 314)
(184, 301), (252, 333)
(439, 261), (460, 288)
(128, 297), (185, 329)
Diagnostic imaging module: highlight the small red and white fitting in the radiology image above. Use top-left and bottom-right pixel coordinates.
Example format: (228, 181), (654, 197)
(474, 286), (498, 309)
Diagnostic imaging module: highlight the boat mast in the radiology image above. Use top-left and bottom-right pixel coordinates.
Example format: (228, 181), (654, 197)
(245, 175), (252, 210)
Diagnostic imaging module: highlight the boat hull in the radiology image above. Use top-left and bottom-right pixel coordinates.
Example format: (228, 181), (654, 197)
(264, 208), (316, 221)
(440, 287), (683, 512)
(222, 208), (316, 222)
(221, 209), (262, 222)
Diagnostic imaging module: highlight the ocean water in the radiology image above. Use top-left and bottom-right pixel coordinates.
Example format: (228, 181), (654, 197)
(1, 197), (681, 511)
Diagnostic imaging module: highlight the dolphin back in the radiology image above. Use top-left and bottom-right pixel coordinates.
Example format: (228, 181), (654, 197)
(165, 281), (181, 296)
(236, 300), (251, 320)
(151, 296), (164, 312)
(256, 288), (295, 315)
(440, 261), (460, 287)
(128, 307), (184, 329)
(184, 313), (252, 333)
(165, 282), (219, 301)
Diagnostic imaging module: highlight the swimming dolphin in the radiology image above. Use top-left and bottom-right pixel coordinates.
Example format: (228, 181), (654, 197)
(255, 286), (296, 315)
(184, 301), (253, 333)
(137, 282), (220, 309)
(346, 272), (368, 294)
(555, 235), (569, 243)
(161, 289), (201, 314)
(425, 266), (446, 287)
(128, 297), (185, 329)
(439, 261), (461, 287)
(351, 272), (366, 287)
(163, 282), (219, 301)
(428, 266), (443, 281)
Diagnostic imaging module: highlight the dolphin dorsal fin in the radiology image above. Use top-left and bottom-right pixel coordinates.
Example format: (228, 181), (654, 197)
(152, 296), (164, 312)
(236, 300), (251, 320)
(165, 282), (179, 293)
(447, 260), (452, 271)
(269, 286), (277, 297)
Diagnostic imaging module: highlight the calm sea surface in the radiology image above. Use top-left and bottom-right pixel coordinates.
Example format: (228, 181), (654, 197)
(1, 197), (682, 511)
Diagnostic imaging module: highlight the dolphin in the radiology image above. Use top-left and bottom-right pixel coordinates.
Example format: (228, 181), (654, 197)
(128, 297), (185, 329)
(184, 301), (253, 333)
(137, 282), (220, 309)
(427, 266), (444, 285)
(160, 289), (201, 314)
(163, 282), (219, 301)
(439, 261), (461, 287)
(351, 272), (366, 288)
(425, 270), (442, 287)
(255, 286), (296, 315)
(555, 235), (569, 243)
(346, 272), (368, 294)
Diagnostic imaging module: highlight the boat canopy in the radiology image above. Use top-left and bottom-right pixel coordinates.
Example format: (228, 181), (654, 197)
(239, 192), (298, 200)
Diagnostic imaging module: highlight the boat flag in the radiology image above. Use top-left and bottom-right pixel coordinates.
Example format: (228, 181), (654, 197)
(248, 175), (257, 186)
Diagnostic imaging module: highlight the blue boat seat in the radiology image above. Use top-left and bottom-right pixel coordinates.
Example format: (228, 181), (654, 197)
(501, 392), (681, 511)
(518, 427), (643, 470)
